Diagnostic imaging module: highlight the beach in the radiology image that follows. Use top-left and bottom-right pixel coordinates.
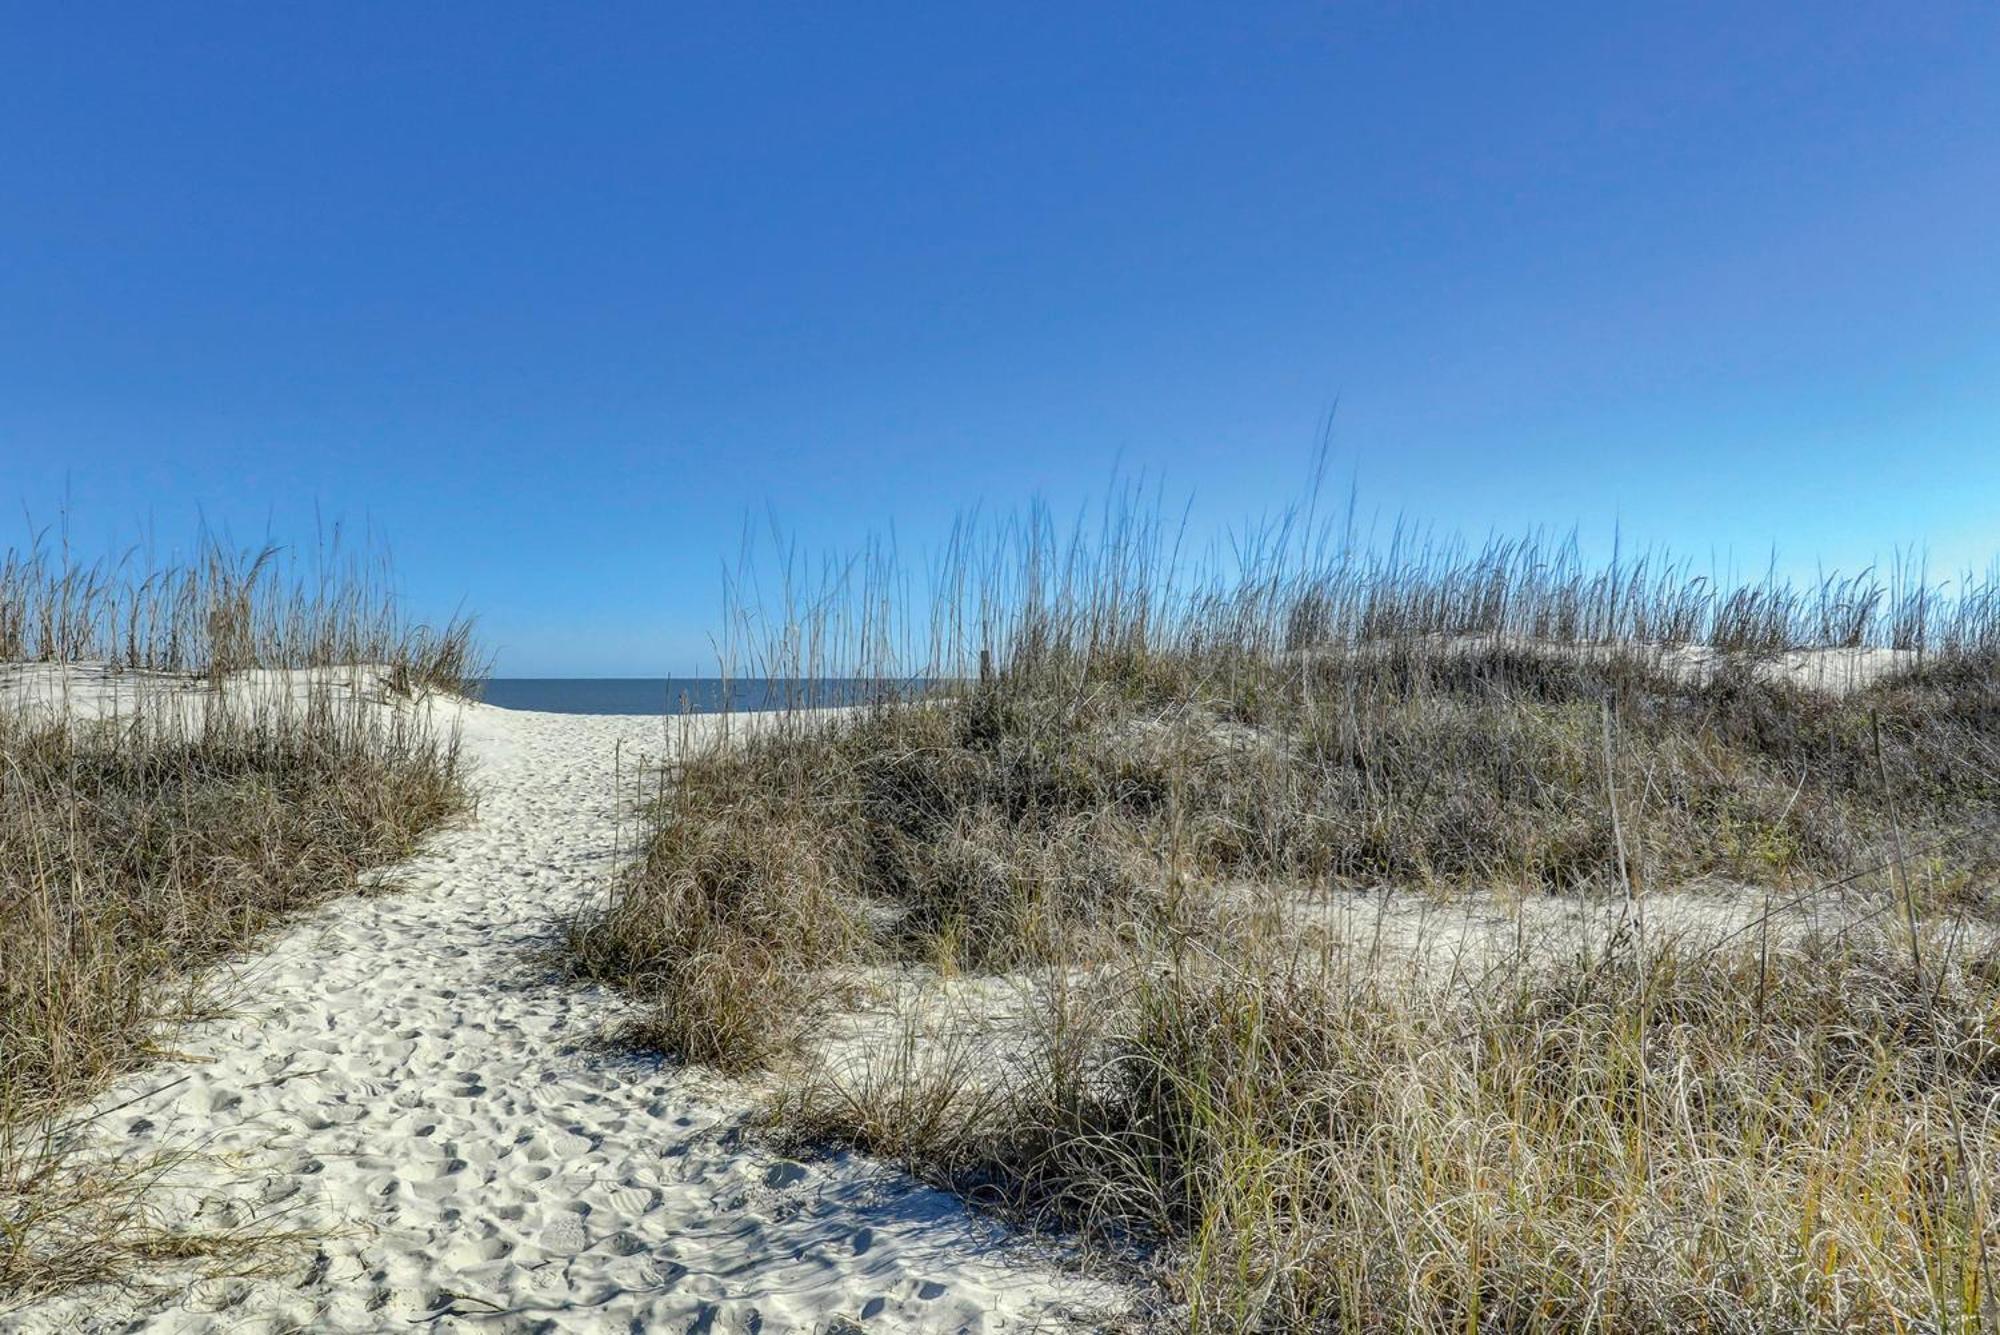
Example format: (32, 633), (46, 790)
(3, 675), (1112, 1333)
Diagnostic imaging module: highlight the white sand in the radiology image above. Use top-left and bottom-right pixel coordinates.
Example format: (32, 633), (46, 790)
(2, 672), (1114, 1333)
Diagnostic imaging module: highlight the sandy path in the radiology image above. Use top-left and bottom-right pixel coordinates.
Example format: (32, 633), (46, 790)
(5, 697), (1106, 1334)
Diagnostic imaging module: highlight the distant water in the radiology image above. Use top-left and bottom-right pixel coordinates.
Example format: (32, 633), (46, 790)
(477, 677), (923, 716)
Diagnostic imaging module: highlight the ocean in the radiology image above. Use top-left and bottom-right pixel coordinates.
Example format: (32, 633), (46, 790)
(476, 677), (924, 716)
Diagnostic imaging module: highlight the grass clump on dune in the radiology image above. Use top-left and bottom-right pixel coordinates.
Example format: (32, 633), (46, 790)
(574, 494), (2000, 1331)
(0, 531), (475, 1299)
(0, 528), (479, 693)
(935, 929), (2000, 1331)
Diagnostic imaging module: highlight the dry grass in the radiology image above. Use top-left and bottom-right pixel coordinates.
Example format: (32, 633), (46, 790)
(0, 531), (473, 1298)
(572, 495), (2000, 1330)
(0, 524), (479, 694)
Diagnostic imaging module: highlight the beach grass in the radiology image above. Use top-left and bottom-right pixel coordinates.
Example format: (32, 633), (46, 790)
(570, 492), (2000, 1330)
(0, 531), (477, 1298)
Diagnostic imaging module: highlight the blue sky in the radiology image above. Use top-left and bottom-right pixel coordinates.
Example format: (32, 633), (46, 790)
(4, 3), (1996, 674)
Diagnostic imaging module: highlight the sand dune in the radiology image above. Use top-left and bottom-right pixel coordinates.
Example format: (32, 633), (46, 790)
(4, 679), (1112, 1333)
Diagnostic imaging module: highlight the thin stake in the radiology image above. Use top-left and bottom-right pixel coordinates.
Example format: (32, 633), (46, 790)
(1870, 710), (1923, 985)
(1602, 699), (1646, 993)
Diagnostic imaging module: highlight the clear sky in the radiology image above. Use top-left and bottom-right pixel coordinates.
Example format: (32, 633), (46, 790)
(4, 4), (1997, 674)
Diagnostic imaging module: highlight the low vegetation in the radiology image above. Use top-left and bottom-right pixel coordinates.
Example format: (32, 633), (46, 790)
(571, 499), (2000, 1330)
(0, 529), (476, 1298)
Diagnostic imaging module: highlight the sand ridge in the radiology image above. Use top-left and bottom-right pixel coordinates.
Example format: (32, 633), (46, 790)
(3, 684), (1109, 1333)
